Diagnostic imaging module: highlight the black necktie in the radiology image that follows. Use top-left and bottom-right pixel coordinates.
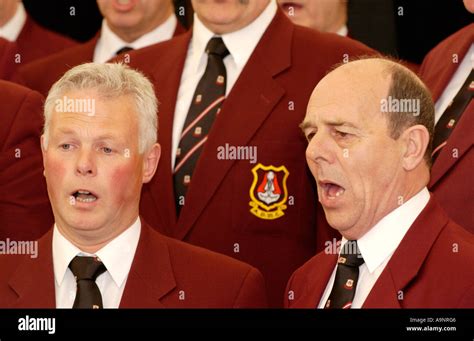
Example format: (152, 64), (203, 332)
(324, 240), (365, 309)
(432, 69), (473, 162)
(115, 46), (134, 55)
(69, 256), (107, 309)
(173, 37), (229, 214)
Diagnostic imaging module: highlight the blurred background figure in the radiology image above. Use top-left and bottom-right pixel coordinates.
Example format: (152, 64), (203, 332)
(14, 0), (186, 96)
(0, 0), (77, 78)
(418, 0), (473, 232)
(278, 0), (348, 36)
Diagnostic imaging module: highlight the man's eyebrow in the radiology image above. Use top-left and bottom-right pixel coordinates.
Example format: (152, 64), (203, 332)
(56, 129), (120, 141)
(324, 120), (359, 129)
(299, 121), (313, 131)
(56, 128), (77, 135)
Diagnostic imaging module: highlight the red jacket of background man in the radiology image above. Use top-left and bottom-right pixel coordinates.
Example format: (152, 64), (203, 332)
(0, 221), (267, 308)
(419, 23), (474, 232)
(122, 9), (374, 307)
(0, 38), (17, 80)
(13, 21), (186, 97)
(285, 196), (474, 308)
(0, 80), (53, 241)
(6, 14), (77, 73)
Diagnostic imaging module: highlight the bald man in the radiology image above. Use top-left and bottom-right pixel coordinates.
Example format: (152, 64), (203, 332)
(285, 58), (474, 308)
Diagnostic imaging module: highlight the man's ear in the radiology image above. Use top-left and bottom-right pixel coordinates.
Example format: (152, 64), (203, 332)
(401, 124), (430, 171)
(142, 143), (161, 183)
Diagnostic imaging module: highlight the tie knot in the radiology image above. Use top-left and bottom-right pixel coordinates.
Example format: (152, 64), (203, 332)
(69, 256), (106, 281)
(338, 240), (364, 268)
(115, 46), (134, 55)
(206, 37), (229, 58)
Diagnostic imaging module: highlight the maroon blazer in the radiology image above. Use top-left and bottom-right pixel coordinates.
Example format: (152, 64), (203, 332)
(0, 38), (17, 80)
(0, 220), (267, 308)
(12, 14), (77, 67)
(285, 196), (474, 308)
(123, 10), (374, 307)
(419, 24), (474, 232)
(0, 80), (53, 241)
(13, 20), (187, 97)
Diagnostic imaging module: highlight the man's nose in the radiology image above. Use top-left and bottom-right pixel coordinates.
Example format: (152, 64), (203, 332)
(75, 149), (96, 176)
(306, 132), (334, 165)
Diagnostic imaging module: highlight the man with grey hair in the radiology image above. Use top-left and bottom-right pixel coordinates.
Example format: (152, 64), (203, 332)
(0, 62), (267, 308)
(286, 57), (474, 308)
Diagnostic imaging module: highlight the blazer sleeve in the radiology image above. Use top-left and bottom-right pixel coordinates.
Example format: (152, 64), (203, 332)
(233, 267), (268, 308)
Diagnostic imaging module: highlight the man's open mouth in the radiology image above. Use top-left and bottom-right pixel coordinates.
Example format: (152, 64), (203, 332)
(319, 181), (345, 199)
(71, 190), (98, 203)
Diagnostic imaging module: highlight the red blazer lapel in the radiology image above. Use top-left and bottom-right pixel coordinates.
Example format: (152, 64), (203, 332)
(294, 253), (337, 308)
(420, 24), (474, 102)
(430, 102), (474, 187)
(173, 20), (187, 37)
(8, 229), (55, 308)
(140, 32), (192, 233)
(174, 11), (292, 240)
(363, 196), (448, 308)
(420, 24), (474, 189)
(119, 221), (176, 308)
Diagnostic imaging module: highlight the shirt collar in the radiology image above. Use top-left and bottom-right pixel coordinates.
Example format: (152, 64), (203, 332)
(336, 25), (348, 37)
(96, 13), (177, 62)
(341, 187), (430, 273)
(53, 217), (141, 288)
(190, 0), (277, 72)
(0, 2), (26, 42)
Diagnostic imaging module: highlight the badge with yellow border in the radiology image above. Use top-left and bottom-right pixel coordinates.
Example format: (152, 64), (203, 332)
(249, 163), (289, 220)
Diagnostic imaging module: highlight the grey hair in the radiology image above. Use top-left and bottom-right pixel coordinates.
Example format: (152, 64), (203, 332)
(43, 62), (158, 153)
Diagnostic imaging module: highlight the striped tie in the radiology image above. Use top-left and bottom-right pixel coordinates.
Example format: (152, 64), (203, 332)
(431, 69), (473, 162)
(325, 240), (364, 309)
(173, 37), (229, 214)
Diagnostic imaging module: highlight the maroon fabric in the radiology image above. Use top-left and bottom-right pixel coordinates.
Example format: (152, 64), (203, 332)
(419, 23), (474, 232)
(0, 80), (53, 241)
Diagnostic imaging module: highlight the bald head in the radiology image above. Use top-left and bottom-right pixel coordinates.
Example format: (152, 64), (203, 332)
(301, 57), (434, 240)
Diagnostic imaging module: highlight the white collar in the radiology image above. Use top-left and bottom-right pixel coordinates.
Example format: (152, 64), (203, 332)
(341, 187), (430, 273)
(190, 0), (277, 72)
(0, 2), (26, 42)
(94, 13), (177, 63)
(336, 25), (348, 37)
(52, 217), (141, 288)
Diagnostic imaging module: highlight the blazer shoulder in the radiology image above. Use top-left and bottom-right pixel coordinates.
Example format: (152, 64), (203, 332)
(125, 33), (189, 70)
(293, 25), (375, 57)
(18, 41), (94, 77)
(420, 23), (474, 75)
(25, 16), (78, 50)
(155, 231), (267, 307)
(163, 232), (261, 278)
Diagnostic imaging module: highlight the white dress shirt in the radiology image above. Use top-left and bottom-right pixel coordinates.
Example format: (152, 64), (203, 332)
(171, 0), (278, 169)
(93, 13), (177, 63)
(318, 187), (430, 308)
(434, 44), (474, 124)
(53, 217), (141, 308)
(0, 2), (26, 42)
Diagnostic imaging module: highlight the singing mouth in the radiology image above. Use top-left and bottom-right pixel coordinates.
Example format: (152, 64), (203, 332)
(71, 189), (99, 203)
(318, 180), (346, 199)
